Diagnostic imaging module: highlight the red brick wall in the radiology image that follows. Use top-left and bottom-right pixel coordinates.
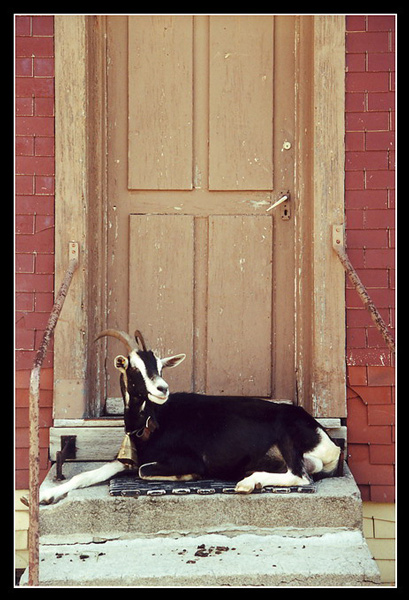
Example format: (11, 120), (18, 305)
(345, 15), (395, 502)
(15, 16), (396, 501)
(15, 15), (55, 488)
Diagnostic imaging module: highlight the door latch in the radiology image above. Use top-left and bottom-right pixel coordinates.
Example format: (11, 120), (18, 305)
(266, 193), (291, 220)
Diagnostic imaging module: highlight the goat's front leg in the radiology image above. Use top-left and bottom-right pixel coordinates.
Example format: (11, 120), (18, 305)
(38, 460), (127, 505)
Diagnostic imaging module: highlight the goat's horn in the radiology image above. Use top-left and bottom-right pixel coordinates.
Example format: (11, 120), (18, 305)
(94, 329), (137, 355)
(134, 329), (147, 351)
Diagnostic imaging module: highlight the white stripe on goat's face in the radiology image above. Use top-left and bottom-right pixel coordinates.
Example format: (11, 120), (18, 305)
(128, 350), (170, 404)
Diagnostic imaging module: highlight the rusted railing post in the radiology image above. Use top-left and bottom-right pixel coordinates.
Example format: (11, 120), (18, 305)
(26, 242), (79, 586)
(332, 225), (395, 354)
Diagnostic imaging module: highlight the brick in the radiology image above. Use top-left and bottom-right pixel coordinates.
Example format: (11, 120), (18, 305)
(367, 15), (395, 31)
(367, 366), (395, 386)
(368, 404), (395, 425)
(35, 176), (55, 195)
(349, 461), (394, 486)
(344, 248), (365, 269)
(346, 151), (388, 171)
(347, 31), (389, 53)
(32, 16), (54, 36)
(359, 484), (370, 501)
(16, 228), (54, 253)
(363, 209), (395, 229)
(15, 36), (54, 58)
(16, 77), (54, 98)
(347, 71), (390, 93)
(16, 195), (54, 216)
(365, 248), (395, 269)
(370, 444), (395, 466)
(16, 175), (34, 195)
(345, 132), (365, 151)
(345, 92), (366, 112)
(346, 190), (388, 209)
(348, 443), (369, 465)
(351, 268), (389, 288)
(345, 171), (365, 191)
(15, 273), (54, 293)
(365, 131), (394, 151)
(15, 15), (32, 36)
(16, 254), (35, 274)
(367, 53), (395, 72)
(24, 311), (52, 331)
(350, 385), (392, 405)
(34, 292), (54, 312)
(346, 111), (390, 131)
(346, 209), (364, 229)
(33, 57), (54, 77)
(16, 57), (33, 77)
(16, 292), (35, 312)
(347, 366), (367, 386)
(16, 116), (54, 137)
(347, 229), (389, 248)
(16, 135), (34, 155)
(35, 136), (54, 156)
(16, 98), (34, 117)
(366, 170), (395, 190)
(35, 253), (54, 274)
(16, 214), (34, 234)
(346, 16), (366, 31)
(35, 215), (54, 232)
(346, 53), (366, 72)
(35, 97), (54, 117)
(16, 156), (54, 176)
(347, 327), (367, 348)
(346, 347), (391, 367)
(15, 328), (35, 350)
(367, 91), (395, 111)
(367, 327), (393, 349)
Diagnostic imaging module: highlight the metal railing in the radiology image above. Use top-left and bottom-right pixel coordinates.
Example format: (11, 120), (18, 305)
(24, 242), (79, 586)
(332, 225), (395, 354)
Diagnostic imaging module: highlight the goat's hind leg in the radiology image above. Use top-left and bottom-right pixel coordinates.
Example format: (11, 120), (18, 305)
(235, 469), (310, 494)
(38, 460), (127, 504)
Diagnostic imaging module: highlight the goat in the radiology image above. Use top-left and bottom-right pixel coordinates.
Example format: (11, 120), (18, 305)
(39, 329), (340, 504)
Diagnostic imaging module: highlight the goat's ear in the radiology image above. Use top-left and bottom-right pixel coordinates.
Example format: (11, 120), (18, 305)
(161, 354), (186, 369)
(114, 355), (129, 372)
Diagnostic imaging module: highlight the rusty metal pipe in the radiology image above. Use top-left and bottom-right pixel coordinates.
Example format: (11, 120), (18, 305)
(27, 243), (79, 586)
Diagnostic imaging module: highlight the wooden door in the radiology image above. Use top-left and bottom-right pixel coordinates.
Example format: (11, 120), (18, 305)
(105, 15), (296, 402)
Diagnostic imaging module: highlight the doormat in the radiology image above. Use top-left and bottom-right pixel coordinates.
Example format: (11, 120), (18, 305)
(109, 473), (317, 497)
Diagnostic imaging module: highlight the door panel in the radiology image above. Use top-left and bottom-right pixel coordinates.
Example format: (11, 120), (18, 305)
(209, 16), (274, 190)
(106, 15), (295, 402)
(128, 16), (193, 190)
(207, 216), (273, 395)
(129, 215), (194, 392)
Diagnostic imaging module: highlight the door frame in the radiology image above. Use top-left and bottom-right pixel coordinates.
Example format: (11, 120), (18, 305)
(53, 15), (345, 421)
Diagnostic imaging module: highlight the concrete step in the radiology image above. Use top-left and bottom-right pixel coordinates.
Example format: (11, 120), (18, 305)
(21, 530), (380, 586)
(38, 462), (363, 542)
(21, 462), (381, 586)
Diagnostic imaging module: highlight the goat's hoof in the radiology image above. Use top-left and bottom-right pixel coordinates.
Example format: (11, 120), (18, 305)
(235, 478), (254, 494)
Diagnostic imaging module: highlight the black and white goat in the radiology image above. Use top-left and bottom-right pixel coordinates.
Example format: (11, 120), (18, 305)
(39, 329), (340, 504)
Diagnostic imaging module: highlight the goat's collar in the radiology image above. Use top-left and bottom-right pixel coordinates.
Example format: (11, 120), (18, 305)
(129, 415), (158, 442)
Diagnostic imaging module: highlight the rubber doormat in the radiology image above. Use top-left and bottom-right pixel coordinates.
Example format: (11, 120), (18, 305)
(109, 474), (317, 497)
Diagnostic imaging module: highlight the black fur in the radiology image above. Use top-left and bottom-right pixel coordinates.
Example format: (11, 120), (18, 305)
(127, 392), (327, 481)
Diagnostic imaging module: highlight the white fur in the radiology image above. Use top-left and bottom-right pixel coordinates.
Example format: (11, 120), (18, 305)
(304, 428), (340, 474)
(39, 460), (127, 504)
(128, 350), (169, 404)
(235, 470), (310, 493)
